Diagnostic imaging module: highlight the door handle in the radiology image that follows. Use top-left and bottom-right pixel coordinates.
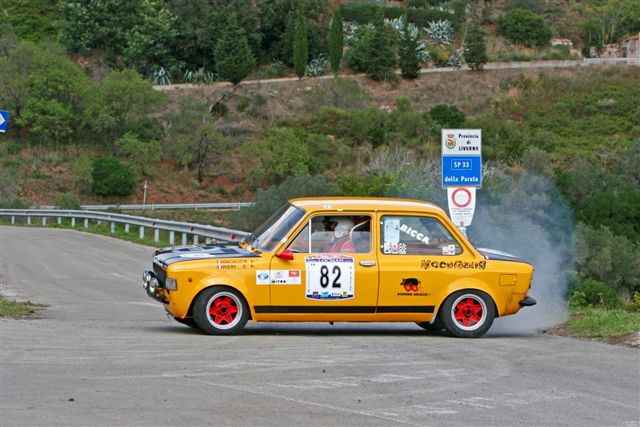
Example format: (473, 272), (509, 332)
(359, 261), (376, 267)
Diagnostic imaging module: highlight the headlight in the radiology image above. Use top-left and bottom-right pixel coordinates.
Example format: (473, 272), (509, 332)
(165, 278), (178, 291)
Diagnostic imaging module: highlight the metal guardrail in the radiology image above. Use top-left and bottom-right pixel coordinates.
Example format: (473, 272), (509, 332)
(0, 209), (251, 245)
(36, 202), (254, 211)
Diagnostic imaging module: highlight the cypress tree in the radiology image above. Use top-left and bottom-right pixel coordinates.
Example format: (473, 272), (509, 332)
(328, 7), (344, 75)
(363, 11), (397, 81)
(398, 23), (422, 79)
(464, 23), (488, 71)
(214, 12), (256, 85)
(293, 9), (308, 78)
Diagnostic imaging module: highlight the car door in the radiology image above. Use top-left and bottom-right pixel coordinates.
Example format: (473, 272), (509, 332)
(266, 212), (379, 319)
(376, 212), (470, 321)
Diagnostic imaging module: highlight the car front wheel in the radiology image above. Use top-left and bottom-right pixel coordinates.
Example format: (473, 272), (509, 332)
(193, 287), (249, 335)
(440, 290), (495, 338)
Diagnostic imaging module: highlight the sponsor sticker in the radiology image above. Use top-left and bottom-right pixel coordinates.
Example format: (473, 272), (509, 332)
(256, 270), (302, 285)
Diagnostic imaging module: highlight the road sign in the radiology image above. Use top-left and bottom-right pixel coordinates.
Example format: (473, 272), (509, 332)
(441, 129), (482, 188)
(447, 187), (476, 228)
(0, 110), (8, 133)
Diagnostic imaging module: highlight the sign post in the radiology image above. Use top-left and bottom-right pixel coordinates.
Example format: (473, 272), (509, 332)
(442, 129), (482, 235)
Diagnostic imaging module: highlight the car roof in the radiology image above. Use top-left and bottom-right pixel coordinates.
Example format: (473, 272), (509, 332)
(288, 197), (446, 215)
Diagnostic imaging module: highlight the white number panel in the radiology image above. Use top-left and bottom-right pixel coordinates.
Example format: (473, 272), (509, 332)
(305, 256), (354, 300)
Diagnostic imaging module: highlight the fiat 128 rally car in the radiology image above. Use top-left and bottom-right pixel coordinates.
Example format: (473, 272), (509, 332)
(143, 198), (536, 338)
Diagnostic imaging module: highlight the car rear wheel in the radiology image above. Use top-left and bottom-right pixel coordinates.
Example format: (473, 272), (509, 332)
(440, 290), (495, 338)
(193, 287), (249, 335)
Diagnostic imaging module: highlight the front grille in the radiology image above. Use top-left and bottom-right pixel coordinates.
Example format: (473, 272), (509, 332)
(153, 264), (167, 288)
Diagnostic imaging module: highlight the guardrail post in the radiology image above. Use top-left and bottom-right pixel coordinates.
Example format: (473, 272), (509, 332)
(182, 233), (187, 246)
(154, 229), (159, 242)
(71, 218), (76, 227)
(193, 235), (199, 245)
(42, 217), (47, 226)
(84, 218), (89, 228)
(111, 222), (115, 234)
(169, 231), (175, 245)
(11, 216), (15, 224)
(139, 226), (145, 239)
(27, 216), (31, 225)
(125, 223), (130, 233)
(206, 238), (212, 244)
(57, 217), (61, 225)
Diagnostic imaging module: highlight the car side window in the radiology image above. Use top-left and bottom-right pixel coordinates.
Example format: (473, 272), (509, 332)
(380, 215), (462, 256)
(288, 215), (371, 254)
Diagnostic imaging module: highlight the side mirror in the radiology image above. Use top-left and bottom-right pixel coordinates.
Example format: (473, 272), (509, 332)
(276, 248), (294, 261)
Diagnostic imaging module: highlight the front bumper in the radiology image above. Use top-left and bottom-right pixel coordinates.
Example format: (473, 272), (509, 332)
(519, 296), (537, 307)
(142, 270), (167, 303)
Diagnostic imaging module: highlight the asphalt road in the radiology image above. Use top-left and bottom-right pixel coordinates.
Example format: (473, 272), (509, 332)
(1, 227), (639, 427)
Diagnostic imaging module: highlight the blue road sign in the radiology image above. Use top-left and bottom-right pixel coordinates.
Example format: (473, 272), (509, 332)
(441, 156), (482, 187)
(0, 110), (9, 133)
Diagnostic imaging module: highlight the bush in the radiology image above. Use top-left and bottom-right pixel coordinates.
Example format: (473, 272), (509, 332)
(429, 104), (466, 127)
(0, 197), (28, 209)
(91, 157), (135, 196)
(231, 173), (335, 231)
(114, 132), (161, 177)
(569, 278), (621, 309)
(496, 9), (551, 47)
(54, 192), (81, 210)
(267, 59), (288, 77)
(304, 78), (372, 112)
(624, 292), (640, 312)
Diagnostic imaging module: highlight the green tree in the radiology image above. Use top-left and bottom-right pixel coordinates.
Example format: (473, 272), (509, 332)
(398, 21), (422, 79)
(214, 12), (256, 85)
(1, 42), (86, 143)
(363, 13), (398, 81)
(123, 4), (179, 76)
(496, 9), (551, 47)
(84, 69), (167, 150)
(429, 104), (466, 127)
(165, 96), (232, 182)
(293, 9), (308, 78)
(328, 7), (343, 75)
(464, 23), (488, 71)
(114, 132), (161, 178)
(244, 127), (313, 187)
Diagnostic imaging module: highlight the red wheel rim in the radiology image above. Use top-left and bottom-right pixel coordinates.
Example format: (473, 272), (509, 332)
(208, 294), (239, 327)
(452, 295), (486, 331)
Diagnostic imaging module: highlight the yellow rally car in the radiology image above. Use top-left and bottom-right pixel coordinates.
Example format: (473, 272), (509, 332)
(143, 198), (536, 338)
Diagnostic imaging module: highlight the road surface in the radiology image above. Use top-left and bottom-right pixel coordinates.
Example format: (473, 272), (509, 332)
(1, 227), (638, 426)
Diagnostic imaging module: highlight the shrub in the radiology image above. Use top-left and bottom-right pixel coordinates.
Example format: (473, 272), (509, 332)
(496, 9), (551, 47)
(54, 192), (81, 210)
(429, 104), (466, 127)
(304, 78), (372, 112)
(0, 197), (28, 209)
(569, 278), (621, 309)
(624, 292), (640, 312)
(91, 157), (135, 196)
(305, 54), (328, 77)
(72, 155), (93, 194)
(114, 132), (161, 177)
(231, 173), (335, 231)
(266, 59), (288, 77)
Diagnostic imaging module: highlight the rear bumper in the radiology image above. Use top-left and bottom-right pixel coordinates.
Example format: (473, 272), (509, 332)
(519, 296), (537, 307)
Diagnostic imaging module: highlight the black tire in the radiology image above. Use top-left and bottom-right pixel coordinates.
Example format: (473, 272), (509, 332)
(440, 290), (495, 338)
(416, 315), (443, 332)
(173, 317), (198, 329)
(193, 286), (249, 335)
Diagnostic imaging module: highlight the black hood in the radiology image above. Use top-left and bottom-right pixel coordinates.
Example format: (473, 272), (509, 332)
(153, 244), (259, 267)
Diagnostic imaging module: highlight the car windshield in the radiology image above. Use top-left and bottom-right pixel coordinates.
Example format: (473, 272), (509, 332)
(250, 204), (305, 252)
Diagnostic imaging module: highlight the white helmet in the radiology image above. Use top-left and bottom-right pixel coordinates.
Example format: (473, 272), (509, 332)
(333, 217), (354, 239)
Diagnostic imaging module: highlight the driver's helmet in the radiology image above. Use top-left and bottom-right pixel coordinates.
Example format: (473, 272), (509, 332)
(332, 217), (354, 239)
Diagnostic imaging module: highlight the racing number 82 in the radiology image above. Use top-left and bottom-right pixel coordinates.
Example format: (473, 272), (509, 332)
(319, 265), (341, 288)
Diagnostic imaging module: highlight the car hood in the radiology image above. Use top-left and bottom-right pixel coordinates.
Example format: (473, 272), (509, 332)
(477, 247), (529, 264)
(153, 244), (259, 267)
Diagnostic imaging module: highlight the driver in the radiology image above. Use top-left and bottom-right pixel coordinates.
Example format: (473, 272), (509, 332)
(323, 217), (355, 253)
